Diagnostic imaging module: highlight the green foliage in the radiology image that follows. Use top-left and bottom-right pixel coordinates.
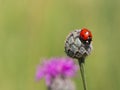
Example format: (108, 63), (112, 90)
(0, 0), (120, 90)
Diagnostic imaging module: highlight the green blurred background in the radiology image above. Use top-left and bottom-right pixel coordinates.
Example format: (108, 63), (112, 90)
(0, 0), (120, 90)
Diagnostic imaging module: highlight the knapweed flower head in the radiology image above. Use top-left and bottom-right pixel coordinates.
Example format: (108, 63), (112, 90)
(36, 57), (78, 86)
(65, 28), (93, 59)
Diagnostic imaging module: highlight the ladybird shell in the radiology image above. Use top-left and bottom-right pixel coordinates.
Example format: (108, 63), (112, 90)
(80, 28), (92, 41)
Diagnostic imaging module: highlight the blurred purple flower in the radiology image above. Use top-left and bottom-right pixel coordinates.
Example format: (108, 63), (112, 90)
(35, 57), (78, 86)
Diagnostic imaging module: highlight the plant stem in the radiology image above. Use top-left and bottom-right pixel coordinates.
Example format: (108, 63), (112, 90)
(78, 57), (87, 90)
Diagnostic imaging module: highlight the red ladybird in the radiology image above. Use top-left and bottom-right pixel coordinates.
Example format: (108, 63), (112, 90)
(80, 28), (92, 44)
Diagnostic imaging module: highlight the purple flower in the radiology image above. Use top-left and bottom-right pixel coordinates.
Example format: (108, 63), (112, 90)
(35, 57), (78, 86)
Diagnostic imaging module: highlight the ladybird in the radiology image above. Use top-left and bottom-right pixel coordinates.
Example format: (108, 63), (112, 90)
(79, 28), (92, 44)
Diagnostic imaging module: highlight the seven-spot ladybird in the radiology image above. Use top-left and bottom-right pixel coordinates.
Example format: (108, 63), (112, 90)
(80, 28), (92, 44)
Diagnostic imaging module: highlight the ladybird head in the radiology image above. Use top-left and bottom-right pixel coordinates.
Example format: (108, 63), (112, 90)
(79, 28), (92, 45)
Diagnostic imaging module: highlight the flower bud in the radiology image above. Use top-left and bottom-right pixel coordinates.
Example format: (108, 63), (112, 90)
(65, 29), (92, 59)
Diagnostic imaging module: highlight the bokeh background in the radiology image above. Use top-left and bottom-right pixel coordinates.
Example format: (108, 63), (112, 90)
(0, 0), (120, 90)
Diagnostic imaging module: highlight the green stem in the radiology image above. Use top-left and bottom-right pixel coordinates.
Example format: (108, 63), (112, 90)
(78, 57), (87, 90)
